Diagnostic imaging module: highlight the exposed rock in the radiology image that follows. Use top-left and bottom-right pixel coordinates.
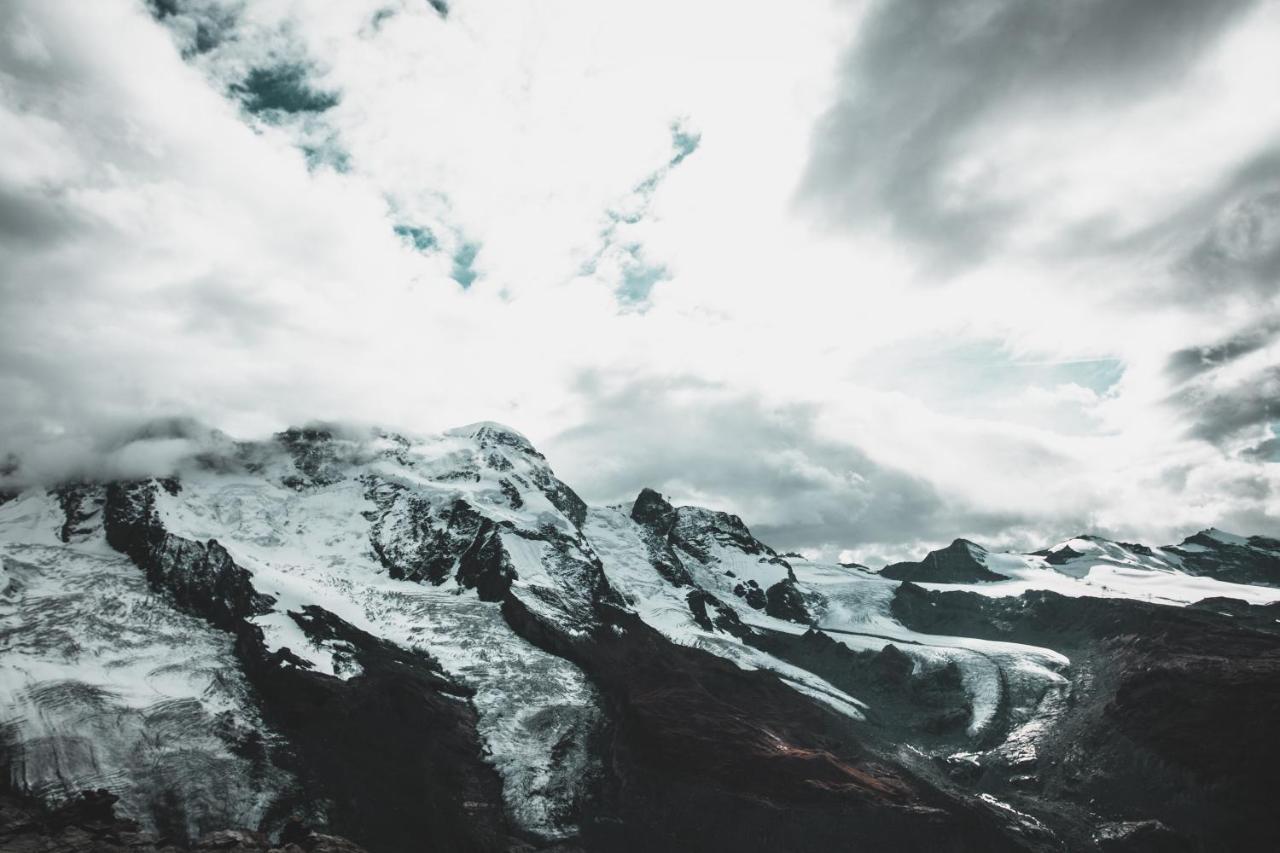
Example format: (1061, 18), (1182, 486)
(455, 518), (519, 601)
(54, 484), (104, 543)
(276, 427), (347, 488)
(891, 582), (1280, 849)
(686, 589), (752, 638)
(367, 487), (484, 584)
(733, 579), (767, 609)
(764, 577), (810, 623)
(0, 790), (370, 853)
(1165, 528), (1280, 586)
(630, 488), (677, 534)
(749, 629), (974, 740)
(1094, 820), (1192, 852)
(881, 539), (1008, 583)
(1036, 544), (1083, 566)
(103, 481), (274, 630)
(670, 505), (783, 567)
(498, 597), (1034, 853)
(233, 607), (514, 853)
(629, 488), (694, 587)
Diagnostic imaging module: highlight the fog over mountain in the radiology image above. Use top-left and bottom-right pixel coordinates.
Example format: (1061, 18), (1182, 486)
(2, 1), (1278, 560)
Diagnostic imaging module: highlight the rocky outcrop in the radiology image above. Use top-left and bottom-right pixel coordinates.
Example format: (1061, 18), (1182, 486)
(1035, 544), (1083, 566)
(53, 485), (104, 543)
(1165, 529), (1280, 586)
(367, 488), (484, 584)
(233, 607), (516, 853)
(0, 789), (369, 853)
(1094, 820), (1191, 852)
(732, 578), (767, 609)
(630, 487), (678, 532)
(890, 583), (1280, 850)
(629, 489), (695, 586)
(764, 577), (810, 623)
(93, 478), (524, 853)
(685, 589), (751, 637)
(277, 427), (349, 489)
(455, 518), (518, 601)
(497, 596), (1037, 853)
(881, 539), (1008, 583)
(750, 629), (973, 739)
(103, 482), (273, 630)
(670, 505), (784, 567)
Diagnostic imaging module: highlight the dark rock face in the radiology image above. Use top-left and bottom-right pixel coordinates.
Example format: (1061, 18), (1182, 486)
(686, 589), (751, 638)
(367, 487), (484, 584)
(1165, 530), (1280, 586)
(670, 505), (784, 567)
(277, 427), (347, 488)
(529, 465), (589, 529)
(733, 579), (767, 609)
(95, 478), (522, 853)
(1094, 820), (1191, 852)
(764, 578), (810, 623)
(891, 583), (1280, 851)
(54, 485), (104, 543)
(455, 518), (518, 601)
(0, 788), (370, 853)
(103, 482), (274, 630)
(234, 608), (516, 853)
(629, 489), (695, 587)
(1035, 544), (1083, 565)
(881, 539), (1008, 583)
(750, 629), (973, 739)
(630, 488), (677, 532)
(498, 597), (1034, 853)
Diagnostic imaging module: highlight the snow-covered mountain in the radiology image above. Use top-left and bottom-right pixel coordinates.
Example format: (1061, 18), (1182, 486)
(3, 421), (1279, 852)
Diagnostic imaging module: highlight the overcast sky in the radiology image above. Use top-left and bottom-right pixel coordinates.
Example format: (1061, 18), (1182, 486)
(2, 0), (1278, 563)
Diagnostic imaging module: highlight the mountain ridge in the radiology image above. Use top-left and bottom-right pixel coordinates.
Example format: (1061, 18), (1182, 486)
(3, 420), (1279, 851)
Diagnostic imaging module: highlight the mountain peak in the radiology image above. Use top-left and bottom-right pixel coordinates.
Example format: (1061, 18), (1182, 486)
(446, 421), (540, 456)
(881, 537), (1007, 583)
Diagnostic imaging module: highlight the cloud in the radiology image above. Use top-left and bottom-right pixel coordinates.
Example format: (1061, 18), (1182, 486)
(1178, 161), (1280, 297)
(1161, 320), (1280, 455)
(799, 0), (1270, 268)
(546, 373), (1069, 563)
(1166, 320), (1279, 383)
(1, 0), (1278, 557)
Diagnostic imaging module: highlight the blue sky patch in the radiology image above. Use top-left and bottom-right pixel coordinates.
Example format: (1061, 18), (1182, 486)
(233, 65), (339, 116)
(669, 121), (702, 166)
(394, 224), (437, 253)
(451, 242), (479, 288)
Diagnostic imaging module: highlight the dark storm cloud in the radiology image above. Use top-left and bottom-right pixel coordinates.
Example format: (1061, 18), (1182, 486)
(800, 0), (1259, 263)
(232, 64), (340, 116)
(0, 187), (78, 247)
(1166, 320), (1279, 382)
(1178, 160), (1280, 297)
(144, 0), (238, 57)
(1179, 365), (1279, 445)
(546, 373), (1039, 556)
(1166, 319), (1280, 447)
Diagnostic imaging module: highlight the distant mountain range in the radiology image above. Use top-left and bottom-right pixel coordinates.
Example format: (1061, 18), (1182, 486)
(3, 421), (1278, 852)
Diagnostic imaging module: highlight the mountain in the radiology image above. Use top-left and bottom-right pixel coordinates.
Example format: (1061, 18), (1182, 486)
(880, 538), (1009, 583)
(2, 421), (1279, 852)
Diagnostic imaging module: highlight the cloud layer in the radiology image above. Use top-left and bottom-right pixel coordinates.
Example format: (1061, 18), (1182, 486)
(1, 0), (1278, 562)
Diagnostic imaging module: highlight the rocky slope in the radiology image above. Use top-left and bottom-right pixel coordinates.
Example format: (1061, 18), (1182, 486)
(2, 420), (1279, 852)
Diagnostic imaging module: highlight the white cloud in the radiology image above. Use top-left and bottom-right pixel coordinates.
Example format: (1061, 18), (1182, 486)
(1, 0), (1277, 556)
